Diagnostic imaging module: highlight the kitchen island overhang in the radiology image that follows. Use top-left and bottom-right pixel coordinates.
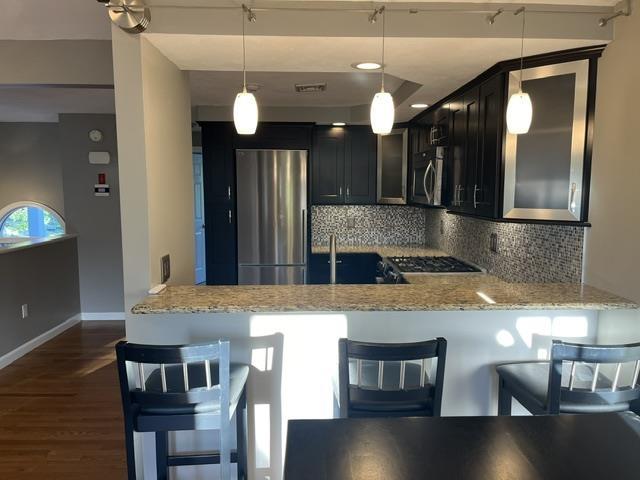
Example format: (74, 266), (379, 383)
(128, 282), (637, 480)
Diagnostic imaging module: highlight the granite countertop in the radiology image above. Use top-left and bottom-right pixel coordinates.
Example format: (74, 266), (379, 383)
(311, 244), (447, 257)
(132, 276), (638, 314)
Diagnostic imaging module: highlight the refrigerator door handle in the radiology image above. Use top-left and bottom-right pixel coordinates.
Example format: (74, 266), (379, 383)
(302, 208), (308, 265)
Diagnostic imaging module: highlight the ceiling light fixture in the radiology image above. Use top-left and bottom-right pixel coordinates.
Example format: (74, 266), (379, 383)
(354, 62), (382, 71)
(506, 7), (532, 135)
(233, 4), (258, 135)
(411, 103), (429, 109)
(370, 6), (394, 135)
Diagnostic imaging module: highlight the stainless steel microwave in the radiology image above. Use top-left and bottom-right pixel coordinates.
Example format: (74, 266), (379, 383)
(411, 147), (444, 206)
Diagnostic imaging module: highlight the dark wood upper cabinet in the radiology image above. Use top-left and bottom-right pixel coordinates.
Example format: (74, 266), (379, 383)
(475, 75), (504, 218)
(345, 126), (377, 204)
(312, 127), (345, 204)
(312, 126), (376, 205)
(448, 96), (466, 210)
(414, 46), (603, 223)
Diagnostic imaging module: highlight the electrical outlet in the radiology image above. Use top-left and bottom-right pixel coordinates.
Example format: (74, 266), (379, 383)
(346, 216), (356, 229)
(161, 254), (171, 283)
(21, 304), (29, 319)
(490, 233), (498, 253)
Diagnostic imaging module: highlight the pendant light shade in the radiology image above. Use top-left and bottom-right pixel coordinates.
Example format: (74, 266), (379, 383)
(507, 7), (532, 135)
(371, 90), (395, 134)
(234, 89), (258, 135)
(370, 6), (394, 135)
(506, 91), (532, 134)
(234, 5), (258, 135)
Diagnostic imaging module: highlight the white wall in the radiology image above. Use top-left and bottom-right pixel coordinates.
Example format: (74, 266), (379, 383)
(141, 39), (195, 287)
(112, 27), (195, 320)
(584, 5), (640, 342)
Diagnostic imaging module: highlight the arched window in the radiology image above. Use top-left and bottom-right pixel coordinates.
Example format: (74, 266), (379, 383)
(0, 202), (65, 239)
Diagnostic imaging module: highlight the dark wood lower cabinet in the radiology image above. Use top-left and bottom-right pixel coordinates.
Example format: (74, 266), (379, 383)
(309, 253), (381, 284)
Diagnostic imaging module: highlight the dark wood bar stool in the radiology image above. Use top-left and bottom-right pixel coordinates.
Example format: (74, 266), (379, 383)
(116, 340), (249, 479)
(338, 338), (447, 418)
(496, 340), (640, 415)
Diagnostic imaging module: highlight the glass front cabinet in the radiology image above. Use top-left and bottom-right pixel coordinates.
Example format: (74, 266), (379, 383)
(503, 59), (592, 222)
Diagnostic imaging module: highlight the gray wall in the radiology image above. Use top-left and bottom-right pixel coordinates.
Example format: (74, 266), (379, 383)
(0, 238), (80, 357)
(0, 123), (64, 214)
(0, 118), (124, 314)
(59, 114), (124, 314)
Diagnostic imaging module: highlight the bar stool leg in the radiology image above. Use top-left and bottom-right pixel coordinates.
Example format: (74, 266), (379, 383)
(498, 377), (512, 416)
(124, 420), (137, 480)
(236, 390), (248, 480)
(155, 431), (169, 480)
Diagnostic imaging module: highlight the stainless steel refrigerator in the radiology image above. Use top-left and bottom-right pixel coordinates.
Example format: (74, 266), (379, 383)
(236, 149), (308, 285)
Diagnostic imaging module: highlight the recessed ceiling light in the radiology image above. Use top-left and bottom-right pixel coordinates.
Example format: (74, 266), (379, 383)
(332, 122), (346, 126)
(411, 103), (429, 109)
(353, 62), (382, 70)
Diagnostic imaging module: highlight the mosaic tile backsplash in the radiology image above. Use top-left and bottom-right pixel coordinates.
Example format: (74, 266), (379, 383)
(312, 205), (426, 246)
(424, 209), (585, 283)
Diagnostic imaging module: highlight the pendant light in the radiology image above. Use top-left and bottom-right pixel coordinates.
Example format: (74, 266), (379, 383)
(233, 4), (258, 135)
(370, 6), (394, 135)
(506, 7), (532, 135)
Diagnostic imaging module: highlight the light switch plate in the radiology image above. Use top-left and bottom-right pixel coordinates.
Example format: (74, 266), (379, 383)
(161, 254), (171, 283)
(490, 233), (498, 253)
(346, 217), (356, 229)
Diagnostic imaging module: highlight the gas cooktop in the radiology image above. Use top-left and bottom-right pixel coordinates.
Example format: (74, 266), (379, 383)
(388, 256), (482, 274)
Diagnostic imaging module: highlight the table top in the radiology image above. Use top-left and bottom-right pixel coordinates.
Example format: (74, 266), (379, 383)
(284, 413), (640, 480)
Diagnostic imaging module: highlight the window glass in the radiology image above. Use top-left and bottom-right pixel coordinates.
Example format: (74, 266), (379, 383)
(0, 205), (65, 238)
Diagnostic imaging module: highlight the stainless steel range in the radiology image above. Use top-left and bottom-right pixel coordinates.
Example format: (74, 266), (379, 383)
(378, 256), (483, 283)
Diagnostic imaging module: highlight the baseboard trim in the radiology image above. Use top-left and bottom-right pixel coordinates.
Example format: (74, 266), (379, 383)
(80, 312), (126, 321)
(0, 314), (81, 370)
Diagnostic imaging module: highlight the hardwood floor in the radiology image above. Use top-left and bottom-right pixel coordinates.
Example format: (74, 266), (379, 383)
(0, 321), (127, 479)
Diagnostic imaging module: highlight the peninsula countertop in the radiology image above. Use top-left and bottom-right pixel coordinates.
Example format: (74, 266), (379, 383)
(131, 276), (637, 314)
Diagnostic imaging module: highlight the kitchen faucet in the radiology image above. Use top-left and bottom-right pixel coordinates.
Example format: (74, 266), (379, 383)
(329, 234), (337, 284)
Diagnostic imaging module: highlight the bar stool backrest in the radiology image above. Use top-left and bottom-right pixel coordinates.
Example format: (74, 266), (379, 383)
(548, 340), (640, 414)
(339, 338), (447, 417)
(116, 340), (230, 412)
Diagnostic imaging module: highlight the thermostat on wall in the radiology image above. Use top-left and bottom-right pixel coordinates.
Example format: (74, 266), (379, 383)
(89, 151), (110, 165)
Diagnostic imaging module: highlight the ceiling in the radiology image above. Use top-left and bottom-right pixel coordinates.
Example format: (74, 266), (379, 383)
(190, 70), (407, 107)
(160, 35), (601, 122)
(0, 0), (619, 40)
(0, 87), (115, 122)
(0, 0), (616, 123)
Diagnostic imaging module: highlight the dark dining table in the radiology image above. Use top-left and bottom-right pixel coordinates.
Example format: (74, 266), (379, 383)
(284, 412), (640, 479)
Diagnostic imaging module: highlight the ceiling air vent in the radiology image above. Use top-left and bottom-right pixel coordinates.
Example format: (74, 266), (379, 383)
(294, 83), (327, 93)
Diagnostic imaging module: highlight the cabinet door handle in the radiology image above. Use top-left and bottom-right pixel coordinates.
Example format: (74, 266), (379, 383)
(473, 184), (480, 209)
(227, 186), (231, 200)
(339, 186), (343, 197)
(346, 186), (350, 197)
(228, 209), (232, 224)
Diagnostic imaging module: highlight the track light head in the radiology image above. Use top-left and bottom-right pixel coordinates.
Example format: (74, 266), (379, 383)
(486, 8), (504, 25)
(242, 4), (257, 22)
(368, 6), (385, 24)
